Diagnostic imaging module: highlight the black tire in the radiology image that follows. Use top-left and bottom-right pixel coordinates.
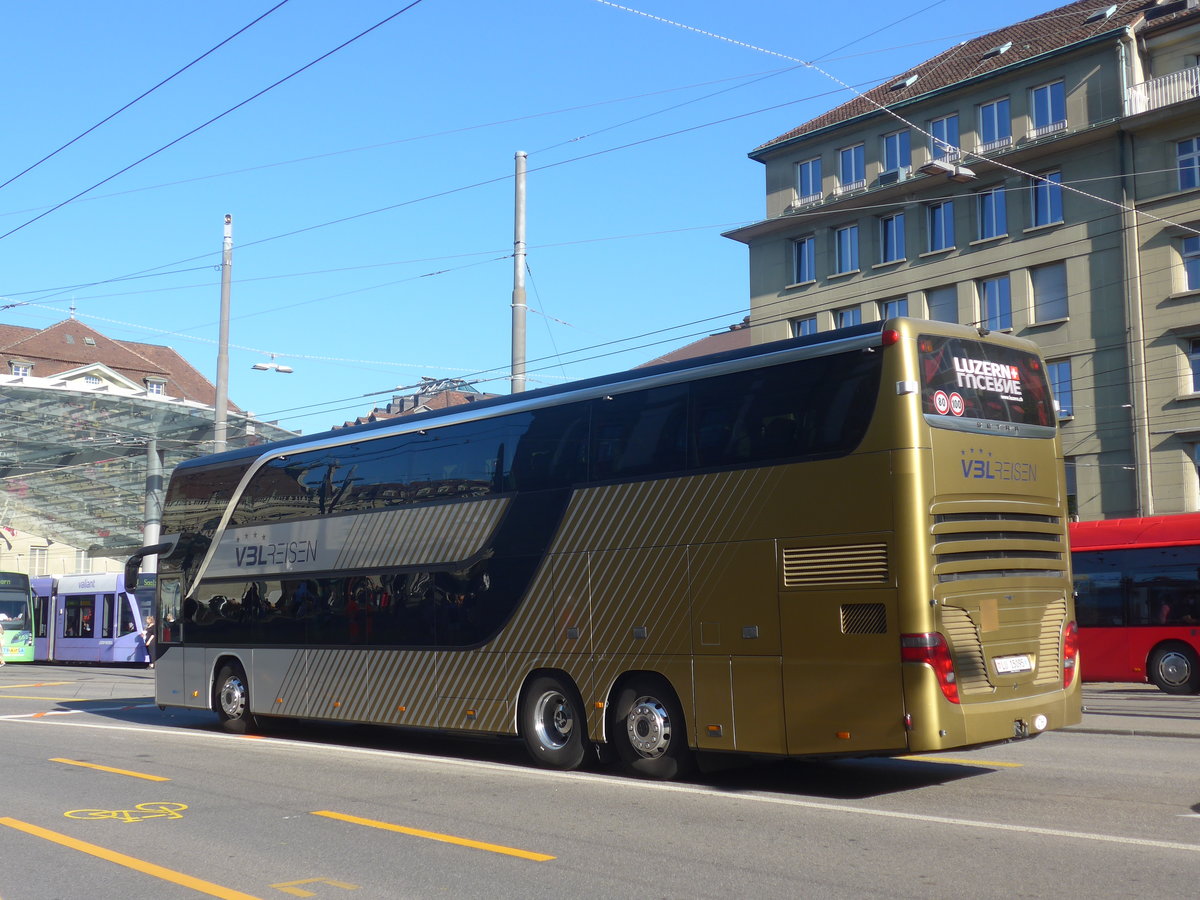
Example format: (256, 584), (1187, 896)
(610, 676), (694, 781)
(214, 662), (258, 734)
(1148, 644), (1200, 695)
(520, 674), (589, 770)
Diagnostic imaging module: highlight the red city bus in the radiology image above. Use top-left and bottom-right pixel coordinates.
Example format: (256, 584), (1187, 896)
(1070, 514), (1200, 694)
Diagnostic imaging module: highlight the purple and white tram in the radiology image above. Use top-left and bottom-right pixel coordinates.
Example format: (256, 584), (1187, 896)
(32, 572), (153, 665)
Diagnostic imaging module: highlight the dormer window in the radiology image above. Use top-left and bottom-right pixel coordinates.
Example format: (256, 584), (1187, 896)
(9, 361), (31, 377)
(145, 377), (167, 396)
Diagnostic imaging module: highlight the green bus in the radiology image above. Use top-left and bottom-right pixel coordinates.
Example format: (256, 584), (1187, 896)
(0, 572), (34, 664)
(131, 318), (1081, 779)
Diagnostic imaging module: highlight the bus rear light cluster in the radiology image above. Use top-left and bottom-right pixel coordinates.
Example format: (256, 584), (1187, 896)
(1062, 620), (1079, 689)
(901, 632), (960, 704)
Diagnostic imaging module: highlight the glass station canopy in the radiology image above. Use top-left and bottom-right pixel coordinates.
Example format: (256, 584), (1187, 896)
(0, 379), (296, 559)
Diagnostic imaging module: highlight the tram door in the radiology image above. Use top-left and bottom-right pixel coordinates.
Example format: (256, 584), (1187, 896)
(56, 589), (102, 662)
(32, 581), (54, 661)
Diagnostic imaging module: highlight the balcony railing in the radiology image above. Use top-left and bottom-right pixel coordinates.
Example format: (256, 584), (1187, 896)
(976, 136), (1013, 154)
(1029, 119), (1067, 140)
(1126, 66), (1200, 115)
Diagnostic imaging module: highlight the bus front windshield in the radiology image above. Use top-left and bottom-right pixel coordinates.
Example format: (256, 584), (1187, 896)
(918, 334), (1055, 431)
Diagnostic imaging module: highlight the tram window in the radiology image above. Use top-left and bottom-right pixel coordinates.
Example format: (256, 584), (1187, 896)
(101, 594), (116, 639)
(119, 595), (139, 636)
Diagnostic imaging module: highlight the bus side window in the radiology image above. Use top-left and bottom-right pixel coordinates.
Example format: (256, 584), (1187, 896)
(159, 578), (182, 643)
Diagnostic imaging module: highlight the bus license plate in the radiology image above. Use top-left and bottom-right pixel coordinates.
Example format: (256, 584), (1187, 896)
(993, 654), (1033, 674)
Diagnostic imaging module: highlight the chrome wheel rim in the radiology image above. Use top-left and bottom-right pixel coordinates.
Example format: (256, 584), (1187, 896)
(626, 695), (671, 759)
(532, 690), (574, 750)
(219, 674), (247, 720)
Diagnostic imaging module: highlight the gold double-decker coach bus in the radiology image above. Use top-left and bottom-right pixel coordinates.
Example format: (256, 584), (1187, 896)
(130, 318), (1080, 779)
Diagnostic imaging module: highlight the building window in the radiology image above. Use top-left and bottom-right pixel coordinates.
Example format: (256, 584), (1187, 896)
(978, 275), (1012, 330)
(930, 114), (959, 160)
(836, 306), (862, 328)
(1184, 234), (1200, 292)
(1047, 359), (1073, 417)
(1031, 171), (1063, 227)
(1177, 137), (1199, 191)
(29, 547), (48, 577)
(837, 144), (865, 193)
(146, 381), (166, 395)
(834, 224), (859, 273)
(1031, 261), (1069, 322)
(925, 285), (958, 323)
(928, 200), (955, 251)
(882, 130), (911, 173)
(976, 187), (1007, 240)
(1030, 80), (1066, 137)
(879, 298), (908, 320)
(74, 550), (91, 575)
(793, 236), (816, 284)
(978, 98), (1011, 151)
(9, 362), (31, 377)
(84, 375), (102, 386)
(792, 317), (817, 338)
(880, 213), (905, 263)
(796, 157), (823, 205)
(1189, 338), (1200, 393)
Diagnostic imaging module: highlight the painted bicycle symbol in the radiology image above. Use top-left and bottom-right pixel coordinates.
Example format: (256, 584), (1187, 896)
(64, 802), (188, 823)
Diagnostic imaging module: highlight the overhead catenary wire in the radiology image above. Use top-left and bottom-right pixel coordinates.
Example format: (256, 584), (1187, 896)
(0, 0), (294, 195)
(0, 1), (429, 243)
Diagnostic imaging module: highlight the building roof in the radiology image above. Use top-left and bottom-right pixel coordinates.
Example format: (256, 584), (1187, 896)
(0, 317), (233, 408)
(753, 0), (1195, 157)
(637, 319), (753, 368)
(338, 378), (499, 429)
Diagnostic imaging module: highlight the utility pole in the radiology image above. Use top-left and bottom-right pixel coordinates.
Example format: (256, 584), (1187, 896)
(511, 152), (527, 394)
(214, 214), (232, 453)
(141, 439), (164, 574)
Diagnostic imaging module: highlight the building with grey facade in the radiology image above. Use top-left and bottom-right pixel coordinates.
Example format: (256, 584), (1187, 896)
(725, 0), (1200, 521)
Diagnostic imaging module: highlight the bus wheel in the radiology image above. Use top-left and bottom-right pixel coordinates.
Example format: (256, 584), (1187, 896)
(1148, 644), (1200, 695)
(215, 662), (258, 734)
(520, 674), (588, 770)
(611, 677), (693, 781)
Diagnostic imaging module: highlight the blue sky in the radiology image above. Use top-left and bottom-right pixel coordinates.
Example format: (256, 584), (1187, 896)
(0, 0), (1058, 436)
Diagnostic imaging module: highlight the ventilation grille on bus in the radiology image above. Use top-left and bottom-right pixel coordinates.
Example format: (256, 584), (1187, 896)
(939, 605), (994, 695)
(1033, 598), (1068, 686)
(932, 510), (1065, 582)
(840, 603), (887, 634)
(782, 543), (889, 587)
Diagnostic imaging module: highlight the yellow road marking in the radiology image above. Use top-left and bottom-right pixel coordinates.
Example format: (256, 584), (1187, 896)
(51, 758), (170, 782)
(270, 878), (359, 897)
(902, 755), (1023, 768)
(312, 810), (555, 861)
(0, 817), (263, 899)
(0, 696), (86, 702)
(0, 682), (73, 689)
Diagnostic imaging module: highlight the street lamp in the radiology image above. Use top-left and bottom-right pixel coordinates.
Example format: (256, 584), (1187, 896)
(251, 355), (293, 374)
(918, 159), (977, 183)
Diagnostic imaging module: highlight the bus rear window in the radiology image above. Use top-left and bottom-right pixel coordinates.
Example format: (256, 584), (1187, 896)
(919, 335), (1055, 429)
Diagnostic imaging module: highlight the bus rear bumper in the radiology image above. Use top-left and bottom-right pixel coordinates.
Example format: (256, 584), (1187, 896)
(904, 669), (1083, 752)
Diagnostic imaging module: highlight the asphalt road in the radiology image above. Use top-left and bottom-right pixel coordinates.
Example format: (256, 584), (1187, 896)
(0, 666), (1196, 899)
